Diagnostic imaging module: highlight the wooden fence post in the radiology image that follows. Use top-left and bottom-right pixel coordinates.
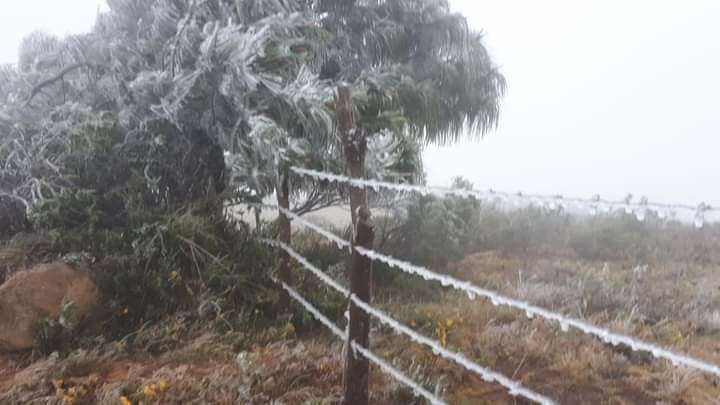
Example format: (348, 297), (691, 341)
(338, 85), (375, 405)
(276, 168), (291, 309)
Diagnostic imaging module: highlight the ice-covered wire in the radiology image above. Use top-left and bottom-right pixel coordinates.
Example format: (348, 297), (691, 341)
(290, 167), (718, 226)
(261, 239), (349, 296)
(274, 211), (720, 378)
(350, 342), (445, 405)
(265, 239), (555, 404)
(266, 204), (351, 251)
(355, 247), (720, 377)
(349, 295), (555, 404)
(274, 278), (446, 405)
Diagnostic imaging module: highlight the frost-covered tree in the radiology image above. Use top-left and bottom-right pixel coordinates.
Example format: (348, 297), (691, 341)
(302, 4), (505, 399)
(300, 0), (506, 224)
(1, 0), (504, 206)
(0, 0), (437, 311)
(0, 2), (504, 309)
(0, 1), (421, 210)
(0, 3), (316, 208)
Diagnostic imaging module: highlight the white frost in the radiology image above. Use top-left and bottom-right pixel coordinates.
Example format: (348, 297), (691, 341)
(274, 278), (446, 405)
(266, 239), (554, 404)
(290, 167), (718, 225)
(348, 294), (555, 404)
(279, 209), (720, 378)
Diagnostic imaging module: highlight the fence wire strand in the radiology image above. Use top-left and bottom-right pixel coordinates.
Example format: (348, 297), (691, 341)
(274, 278), (446, 405)
(264, 239), (556, 404)
(290, 167), (718, 223)
(271, 205), (720, 378)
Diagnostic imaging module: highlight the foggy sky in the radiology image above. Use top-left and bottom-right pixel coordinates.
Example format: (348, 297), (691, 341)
(428, 0), (720, 206)
(1, 0), (718, 206)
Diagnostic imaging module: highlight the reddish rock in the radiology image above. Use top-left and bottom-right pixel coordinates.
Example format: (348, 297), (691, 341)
(0, 263), (98, 352)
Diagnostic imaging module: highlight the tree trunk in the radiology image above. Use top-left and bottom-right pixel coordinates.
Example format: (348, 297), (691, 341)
(347, 137), (368, 227)
(338, 85), (374, 405)
(254, 206), (261, 233)
(277, 168), (291, 309)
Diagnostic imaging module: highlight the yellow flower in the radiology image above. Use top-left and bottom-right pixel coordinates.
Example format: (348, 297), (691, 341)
(143, 384), (157, 399)
(436, 322), (448, 347)
(446, 318), (455, 328)
(119, 396), (132, 405)
(157, 379), (170, 393)
(282, 322), (296, 338)
(61, 385), (87, 405)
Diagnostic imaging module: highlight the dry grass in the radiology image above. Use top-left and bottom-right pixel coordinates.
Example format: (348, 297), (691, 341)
(367, 250), (720, 403)
(2, 222), (720, 403)
(0, 313), (415, 405)
(3, 249), (719, 404)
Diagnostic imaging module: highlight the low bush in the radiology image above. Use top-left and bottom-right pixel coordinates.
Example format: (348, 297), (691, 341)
(0, 112), (278, 344)
(371, 179), (720, 278)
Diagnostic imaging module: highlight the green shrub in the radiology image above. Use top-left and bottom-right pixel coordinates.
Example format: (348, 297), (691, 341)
(384, 193), (480, 269)
(17, 113), (276, 341)
(90, 211), (276, 338)
(373, 188), (720, 277)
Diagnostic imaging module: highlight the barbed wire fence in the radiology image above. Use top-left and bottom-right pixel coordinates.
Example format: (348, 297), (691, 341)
(252, 166), (720, 404)
(273, 278), (447, 405)
(290, 167), (720, 228)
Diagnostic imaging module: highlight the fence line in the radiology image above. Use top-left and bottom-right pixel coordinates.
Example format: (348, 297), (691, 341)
(274, 278), (446, 405)
(270, 204), (352, 250)
(262, 238), (349, 295)
(290, 167), (717, 225)
(269, 204), (352, 251)
(273, 206), (720, 378)
(348, 288), (555, 404)
(263, 239), (555, 404)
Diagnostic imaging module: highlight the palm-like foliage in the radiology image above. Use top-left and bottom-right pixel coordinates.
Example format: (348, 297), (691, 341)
(0, 0), (503, 218)
(315, 0), (505, 145)
(0, 0), (336, 210)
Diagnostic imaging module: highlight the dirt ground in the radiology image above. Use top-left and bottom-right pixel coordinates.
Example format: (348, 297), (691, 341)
(2, 249), (720, 404)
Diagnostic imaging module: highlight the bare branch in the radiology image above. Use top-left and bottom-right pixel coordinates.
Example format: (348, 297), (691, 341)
(292, 194), (344, 216)
(0, 191), (30, 211)
(24, 63), (89, 106)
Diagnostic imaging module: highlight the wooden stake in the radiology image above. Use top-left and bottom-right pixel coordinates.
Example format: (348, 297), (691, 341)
(338, 85), (375, 405)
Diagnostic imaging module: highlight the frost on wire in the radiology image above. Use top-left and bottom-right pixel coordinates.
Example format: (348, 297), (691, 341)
(291, 166), (717, 227)
(261, 238), (349, 296)
(265, 239), (556, 404)
(269, 204), (351, 251)
(349, 296), (556, 404)
(356, 246), (720, 376)
(274, 278), (446, 405)
(276, 207), (720, 378)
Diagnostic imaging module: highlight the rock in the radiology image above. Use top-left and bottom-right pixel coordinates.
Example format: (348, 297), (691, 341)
(0, 263), (99, 352)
